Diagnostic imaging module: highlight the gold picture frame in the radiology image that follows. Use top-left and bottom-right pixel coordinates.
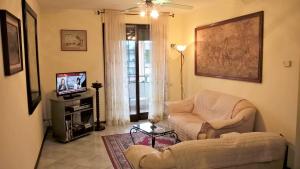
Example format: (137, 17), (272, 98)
(61, 30), (87, 51)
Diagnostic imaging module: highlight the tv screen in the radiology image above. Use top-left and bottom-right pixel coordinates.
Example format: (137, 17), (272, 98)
(56, 72), (87, 96)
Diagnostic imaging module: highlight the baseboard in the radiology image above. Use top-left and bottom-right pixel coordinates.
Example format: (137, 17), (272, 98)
(34, 127), (49, 169)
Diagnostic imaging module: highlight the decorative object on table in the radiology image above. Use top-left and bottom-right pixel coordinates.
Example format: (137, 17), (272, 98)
(22, 1), (41, 115)
(102, 132), (176, 169)
(171, 44), (187, 99)
(0, 10), (23, 76)
(92, 81), (105, 131)
(148, 115), (161, 125)
(61, 29), (87, 51)
(148, 114), (161, 129)
(195, 11), (264, 83)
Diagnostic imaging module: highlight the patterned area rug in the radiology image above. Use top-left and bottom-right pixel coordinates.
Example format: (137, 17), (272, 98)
(102, 132), (176, 169)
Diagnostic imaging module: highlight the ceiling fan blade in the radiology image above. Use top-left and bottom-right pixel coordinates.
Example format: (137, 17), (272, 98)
(122, 6), (139, 12)
(161, 2), (194, 10)
(137, 1), (146, 5)
(152, 0), (172, 4)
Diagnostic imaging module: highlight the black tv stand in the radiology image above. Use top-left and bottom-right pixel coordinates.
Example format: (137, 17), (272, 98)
(63, 94), (81, 100)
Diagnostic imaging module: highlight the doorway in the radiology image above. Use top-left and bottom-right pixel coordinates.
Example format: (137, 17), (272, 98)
(126, 24), (151, 122)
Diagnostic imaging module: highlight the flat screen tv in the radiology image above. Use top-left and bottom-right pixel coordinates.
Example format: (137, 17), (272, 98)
(56, 71), (87, 97)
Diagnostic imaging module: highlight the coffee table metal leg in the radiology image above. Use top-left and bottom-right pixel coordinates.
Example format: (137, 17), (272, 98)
(169, 132), (180, 143)
(130, 128), (136, 144)
(152, 136), (155, 148)
(173, 132), (180, 143)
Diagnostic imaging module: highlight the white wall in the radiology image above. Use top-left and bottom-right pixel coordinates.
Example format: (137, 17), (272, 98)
(39, 9), (105, 121)
(1, 0), (299, 168)
(0, 0), (45, 169)
(39, 11), (184, 121)
(167, 15), (184, 101)
(177, 0), (300, 167)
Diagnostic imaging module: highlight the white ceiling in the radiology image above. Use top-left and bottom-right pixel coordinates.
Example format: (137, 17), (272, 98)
(37, 0), (205, 13)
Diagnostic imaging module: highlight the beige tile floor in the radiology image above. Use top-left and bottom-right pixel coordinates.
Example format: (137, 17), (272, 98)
(37, 123), (136, 169)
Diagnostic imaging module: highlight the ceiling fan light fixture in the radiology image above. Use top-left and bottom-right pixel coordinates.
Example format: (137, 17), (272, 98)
(150, 9), (159, 19)
(140, 10), (146, 17)
(125, 0), (193, 19)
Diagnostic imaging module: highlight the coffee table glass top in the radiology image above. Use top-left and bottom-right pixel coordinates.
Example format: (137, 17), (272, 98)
(133, 122), (173, 134)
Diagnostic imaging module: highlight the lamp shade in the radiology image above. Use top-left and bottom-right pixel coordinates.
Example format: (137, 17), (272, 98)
(176, 45), (187, 52)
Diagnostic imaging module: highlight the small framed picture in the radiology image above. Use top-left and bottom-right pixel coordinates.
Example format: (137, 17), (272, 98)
(0, 10), (23, 76)
(61, 29), (87, 51)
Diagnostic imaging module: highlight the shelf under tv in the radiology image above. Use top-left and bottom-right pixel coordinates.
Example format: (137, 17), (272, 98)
(62, 93), (82, 100)
(49, 89), (95, 143)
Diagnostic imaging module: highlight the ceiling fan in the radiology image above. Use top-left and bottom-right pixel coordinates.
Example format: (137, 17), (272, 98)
(123, 0), (194, 18)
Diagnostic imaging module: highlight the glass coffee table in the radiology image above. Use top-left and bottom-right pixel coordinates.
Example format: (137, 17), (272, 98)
(130, 122), (179, 148)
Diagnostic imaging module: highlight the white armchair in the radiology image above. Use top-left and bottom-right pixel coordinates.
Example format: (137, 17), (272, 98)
(166, 90), (256, 140)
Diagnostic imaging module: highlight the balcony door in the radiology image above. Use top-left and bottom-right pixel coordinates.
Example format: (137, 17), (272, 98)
(126, 24), (151, 122)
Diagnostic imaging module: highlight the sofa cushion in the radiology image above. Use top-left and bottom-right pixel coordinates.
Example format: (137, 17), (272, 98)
(169, 113), (204, 140)
(192, 90), (219, 117)
(192, 90), (243, 121)
(208, 94), (243, 121)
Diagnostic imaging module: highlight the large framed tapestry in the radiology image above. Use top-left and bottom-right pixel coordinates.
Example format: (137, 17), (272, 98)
(195, 11), (264, 83)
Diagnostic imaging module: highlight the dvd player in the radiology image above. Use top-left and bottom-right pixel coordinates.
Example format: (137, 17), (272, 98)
(66, 104), (91, 112)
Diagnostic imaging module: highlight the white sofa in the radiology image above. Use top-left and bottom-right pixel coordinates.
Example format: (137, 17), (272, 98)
(125, 132), (286, 169)
(166, 90), (257, 140)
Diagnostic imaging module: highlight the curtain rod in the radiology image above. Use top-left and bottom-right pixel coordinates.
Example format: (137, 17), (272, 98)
(96, 10), (175, 18)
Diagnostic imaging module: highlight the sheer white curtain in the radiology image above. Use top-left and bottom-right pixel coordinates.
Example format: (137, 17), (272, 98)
(104, 10), (130, 125)
(149, 14), (168, 119)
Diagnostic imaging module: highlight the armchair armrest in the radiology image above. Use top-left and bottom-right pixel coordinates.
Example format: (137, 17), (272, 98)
(124, 145), (175, 169)
(125, 145), (158, 169)
(208, 115), (244, 129)
(165, 97), (194, 114)
(199, 108), (256, 139)
(208, 107), (256, 129)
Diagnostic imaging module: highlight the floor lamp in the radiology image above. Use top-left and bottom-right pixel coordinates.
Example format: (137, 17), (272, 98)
(172, 44), (187, 100)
